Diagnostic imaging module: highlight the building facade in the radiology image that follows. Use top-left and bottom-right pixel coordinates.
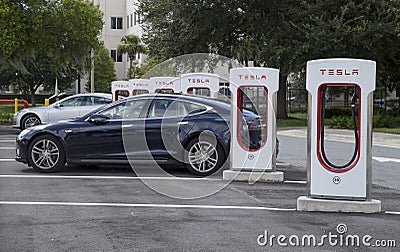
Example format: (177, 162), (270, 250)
(94, 0), (145, 80)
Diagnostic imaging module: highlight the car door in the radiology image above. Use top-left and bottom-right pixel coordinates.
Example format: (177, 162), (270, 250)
(67, 99), (149, 162)
(78, 95), (112, 116)
(143, 98), (200, 161)
(48, 96), (84, 122)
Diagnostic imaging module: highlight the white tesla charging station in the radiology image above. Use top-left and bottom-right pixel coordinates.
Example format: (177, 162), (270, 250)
(223, 67), (283, 182)
(111, 80), (130, 101)
(297, 58), (381, 213)
(150, 77), (180, 94)
(129, 79), (151, 95)
(181, 73), (219, 98)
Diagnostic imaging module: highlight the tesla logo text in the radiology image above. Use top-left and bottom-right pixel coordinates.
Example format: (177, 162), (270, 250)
(114, 84), (129, 88)
(320, 68), (359, 76)
(187, 78), (210, 84)
(155, 81), (173, 86)
(133, 83), (148, 87)
(239, 75), (267, 80)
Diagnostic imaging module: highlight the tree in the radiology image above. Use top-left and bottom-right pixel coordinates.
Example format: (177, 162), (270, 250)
(117, 34), (147, 79)
(0, 0), (103, 103)
(138, 0), (400, 118)
(89, 44), (116, 93)
(13, 54), (78, 105)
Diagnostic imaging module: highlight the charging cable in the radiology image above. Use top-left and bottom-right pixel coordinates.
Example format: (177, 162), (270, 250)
(320, 86), (359, 169)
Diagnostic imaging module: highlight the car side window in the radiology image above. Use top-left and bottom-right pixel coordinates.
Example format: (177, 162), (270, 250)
(59, 97), (84, 107)
(147, 100), (171, 118)
(185, 102), (207, 114)
(80, 96), (93, 106)
(99, 100), (146, 119)
(93, 96), (112, 105)
(147, 100), (207, 118)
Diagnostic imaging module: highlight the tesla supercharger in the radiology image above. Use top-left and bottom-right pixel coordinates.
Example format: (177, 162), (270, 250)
(111, 80), (131, 101)
(223, 67), (283, 182)
(129, 79), (150, 95)
(306, 58), (376, 200)
(180, 73), (219, 98)
(150, 77), (180, 94)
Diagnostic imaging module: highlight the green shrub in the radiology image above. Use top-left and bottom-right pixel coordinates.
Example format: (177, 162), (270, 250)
(0, 113), (13, 124)
(324, 108), (352, 119)
(325, 116), (354, 129)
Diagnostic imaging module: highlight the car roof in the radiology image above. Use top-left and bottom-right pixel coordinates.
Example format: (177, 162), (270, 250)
(124, 93), (230, 107)
(69, 93), (112, 98)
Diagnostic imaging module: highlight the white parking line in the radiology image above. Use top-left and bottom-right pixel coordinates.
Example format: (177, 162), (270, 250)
(0, 174), (221, 181)
(284, 180), (307, 184)
(0, 140), (16, 143)
(373, 156), (400, 164)
(0, 200), (296, 211)
(0, 175), (307, 184)
(385, 211), (400, 215)
(0, 147), (15, 150)
(0, 159), (15, 162)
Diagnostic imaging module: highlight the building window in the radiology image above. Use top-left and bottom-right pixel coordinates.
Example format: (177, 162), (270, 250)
(134, 12), (137, 26)
(111, 49), (123, 62)
(111, 17), (123, 29)
(137, 53), (141, 60)
(127, 15), (129, 28)
(137, 13), (141, 24)
(130, 14), (133, 27)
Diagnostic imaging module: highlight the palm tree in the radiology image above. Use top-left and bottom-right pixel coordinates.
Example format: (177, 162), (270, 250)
(117, 34), (147, 79)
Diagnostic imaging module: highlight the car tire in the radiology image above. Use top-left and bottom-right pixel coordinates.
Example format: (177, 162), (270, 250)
(185, 136), (225, 176)
(27, 134), (66, 173)
(21, 114), (41, 130)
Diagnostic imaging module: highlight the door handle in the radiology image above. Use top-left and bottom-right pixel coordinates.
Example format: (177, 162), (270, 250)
(122, 124), (133, 128)
(177, 121), (189, 125)
(64, 129), (78, 134)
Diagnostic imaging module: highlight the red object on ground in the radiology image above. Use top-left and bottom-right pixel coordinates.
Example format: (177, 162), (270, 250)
(0, 99), (29, 108)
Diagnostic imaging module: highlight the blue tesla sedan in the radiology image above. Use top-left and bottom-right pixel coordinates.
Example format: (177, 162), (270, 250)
(15, 94), (265, 176)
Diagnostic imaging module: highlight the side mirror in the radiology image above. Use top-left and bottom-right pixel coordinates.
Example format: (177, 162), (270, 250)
(53, 103), (60, 109)
(87, 114), (110, 124)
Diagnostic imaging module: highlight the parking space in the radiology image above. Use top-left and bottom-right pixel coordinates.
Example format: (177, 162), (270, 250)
(1, 127), (399, 251)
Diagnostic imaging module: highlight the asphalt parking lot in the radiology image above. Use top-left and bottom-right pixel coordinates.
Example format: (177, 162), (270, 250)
(0, 125), (399, 251)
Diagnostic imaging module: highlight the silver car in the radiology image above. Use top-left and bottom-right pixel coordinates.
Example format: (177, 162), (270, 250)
(13, 93), (114, 130)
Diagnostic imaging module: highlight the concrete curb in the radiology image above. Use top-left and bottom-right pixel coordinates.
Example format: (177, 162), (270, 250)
(297, 196), (382, 213)
(222, 170), (284, 183)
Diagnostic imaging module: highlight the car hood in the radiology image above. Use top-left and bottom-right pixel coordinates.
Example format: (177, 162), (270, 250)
(17, 106), (51, 114)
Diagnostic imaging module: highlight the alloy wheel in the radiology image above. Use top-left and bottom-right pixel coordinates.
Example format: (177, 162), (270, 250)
(188, 141), (218, 173)
(31, 139), (60, 170)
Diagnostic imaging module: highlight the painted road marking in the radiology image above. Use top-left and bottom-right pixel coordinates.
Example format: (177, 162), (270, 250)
(0, 201), (296, 212)
(0, 140), (16, 143)
(0, 159), (15, 162)
(0, 201), (397, 215)
(0, 174), (221, 181)
(0, 147), (15, 150)
(284, 180), (307, 184)
(0, 174), (307, 184)
(373, 156), (400, 164)
(385, 211), (400, 215)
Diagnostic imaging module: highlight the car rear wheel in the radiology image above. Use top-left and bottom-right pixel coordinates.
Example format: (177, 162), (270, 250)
(185, 136), (225, 176)
(28, 134), (66, 173)
(21, 114), (41, 130)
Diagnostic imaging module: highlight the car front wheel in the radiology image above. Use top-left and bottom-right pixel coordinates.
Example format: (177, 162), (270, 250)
(28, 134), (66, 173)
(21, 114), (41, 130)
(185, 136), (225, 176)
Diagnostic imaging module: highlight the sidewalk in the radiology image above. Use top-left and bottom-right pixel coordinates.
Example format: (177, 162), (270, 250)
(278, 127), (400, 148)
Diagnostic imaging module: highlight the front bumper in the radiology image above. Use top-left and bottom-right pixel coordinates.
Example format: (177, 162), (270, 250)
(15, 135), (29, 165)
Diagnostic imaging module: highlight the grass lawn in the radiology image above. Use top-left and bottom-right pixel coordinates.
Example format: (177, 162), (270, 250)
(278, 112), (400, 134)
